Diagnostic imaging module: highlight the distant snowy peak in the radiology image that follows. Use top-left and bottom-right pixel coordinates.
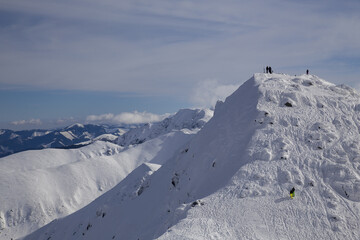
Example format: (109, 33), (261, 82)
(65, 123), (85, 129)
(117, 108), (213, 146)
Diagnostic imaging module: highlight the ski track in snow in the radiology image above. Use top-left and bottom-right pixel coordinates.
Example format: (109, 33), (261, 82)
(13, 74), (360, 239)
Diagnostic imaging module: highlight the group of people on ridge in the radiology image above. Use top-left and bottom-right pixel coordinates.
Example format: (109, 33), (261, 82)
(265, 66), (273, 74)
(264, 66), (310, 76)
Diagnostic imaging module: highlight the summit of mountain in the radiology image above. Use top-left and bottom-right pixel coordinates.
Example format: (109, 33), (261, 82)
(23, 73), (360, 239)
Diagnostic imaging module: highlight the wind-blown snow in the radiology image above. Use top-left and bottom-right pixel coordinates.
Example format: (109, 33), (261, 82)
(22, 74), (360, 239)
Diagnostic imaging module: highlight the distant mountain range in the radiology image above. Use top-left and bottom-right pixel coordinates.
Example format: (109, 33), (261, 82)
(0, 109), (213, 158)
(0, 123), (124, 158)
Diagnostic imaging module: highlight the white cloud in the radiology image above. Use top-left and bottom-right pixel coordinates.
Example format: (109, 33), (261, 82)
(86, 111), (170, 125)
(3, 112), (169, 131)
(10, 120), (26, 126)
(5, 118), (80, 130)
(86, 113), (115, 122)
(191, 79), (239, 108)
(11, 119), (42, 126)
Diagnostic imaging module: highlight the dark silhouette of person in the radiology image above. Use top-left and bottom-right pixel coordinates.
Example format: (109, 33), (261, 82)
(266, 66), (269, 73)
(269, 66), (272, 74)
(306, 69), (309, 75)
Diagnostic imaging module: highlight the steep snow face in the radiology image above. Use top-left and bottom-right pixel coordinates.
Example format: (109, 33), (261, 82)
(24, 74), (360, 240)
(117, 108), (213, 146)
(159, 74), (360, 239)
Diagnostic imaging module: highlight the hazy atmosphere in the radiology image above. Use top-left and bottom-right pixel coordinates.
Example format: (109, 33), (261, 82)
(1, 0), (360, 129)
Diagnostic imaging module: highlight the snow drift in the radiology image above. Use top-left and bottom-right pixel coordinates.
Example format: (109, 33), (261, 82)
(24, 73), (360, 239)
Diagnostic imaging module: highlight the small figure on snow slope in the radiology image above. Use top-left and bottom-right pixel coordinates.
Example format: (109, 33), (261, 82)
(290, 187), (295, 199)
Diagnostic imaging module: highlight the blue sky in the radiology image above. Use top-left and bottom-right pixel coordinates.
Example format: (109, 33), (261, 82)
(0, 89), (187, 128)
(1, 0), (360, 130)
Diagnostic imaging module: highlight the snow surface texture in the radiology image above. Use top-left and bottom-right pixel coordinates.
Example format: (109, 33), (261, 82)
(25, 74), (360, 240)
(0, 109), (211, 239)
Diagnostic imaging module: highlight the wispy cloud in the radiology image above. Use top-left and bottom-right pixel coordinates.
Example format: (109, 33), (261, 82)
(6, 118), (78, 130)
(86, 111), (170, 125)
(1, 0), (359, 94)
(191, 79), (239, 108)
(3, 111), (170, 130)
(11, 119), (42, 126)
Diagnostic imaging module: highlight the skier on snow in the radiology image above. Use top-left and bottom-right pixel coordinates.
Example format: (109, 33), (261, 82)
(290, 187), (295, 199)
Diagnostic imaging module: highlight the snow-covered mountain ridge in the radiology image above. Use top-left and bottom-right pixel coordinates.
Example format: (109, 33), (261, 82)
(23, 73), (360, 239)
(0, 109), (212, 239)
(117, 108), (213, 146)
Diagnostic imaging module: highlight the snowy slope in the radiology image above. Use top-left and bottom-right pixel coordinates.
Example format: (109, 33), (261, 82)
(1, 108), (212, 239)
(24, 74), (360, 240)
(0, 127), (199, 239)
